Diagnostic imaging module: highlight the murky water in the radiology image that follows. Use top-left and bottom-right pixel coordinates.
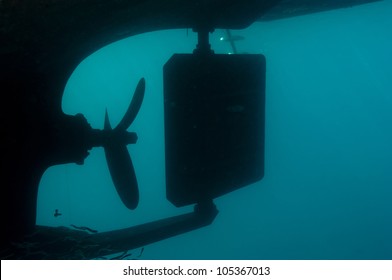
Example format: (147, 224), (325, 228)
(37, 1), (392, 259)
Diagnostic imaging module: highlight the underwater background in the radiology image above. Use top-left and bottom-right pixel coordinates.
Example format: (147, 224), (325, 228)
(36, 1), (391, 259)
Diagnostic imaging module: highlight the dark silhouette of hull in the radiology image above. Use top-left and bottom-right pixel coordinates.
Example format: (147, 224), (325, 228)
(1, 0), (380, 258)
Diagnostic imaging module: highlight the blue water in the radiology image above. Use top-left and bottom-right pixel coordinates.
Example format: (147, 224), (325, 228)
(36, 1), (392, 259)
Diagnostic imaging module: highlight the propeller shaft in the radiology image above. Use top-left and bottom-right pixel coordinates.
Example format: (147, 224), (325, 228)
(88, 129), (137, 149)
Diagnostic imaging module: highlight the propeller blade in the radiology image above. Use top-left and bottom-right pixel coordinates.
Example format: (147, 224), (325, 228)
(104, 109), (112, 130)
(116, 78), (145, 131)
(104, 143), (139, 210)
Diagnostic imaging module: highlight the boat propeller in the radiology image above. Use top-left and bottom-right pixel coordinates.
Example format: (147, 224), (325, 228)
(87, 78), (145, 210)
